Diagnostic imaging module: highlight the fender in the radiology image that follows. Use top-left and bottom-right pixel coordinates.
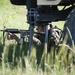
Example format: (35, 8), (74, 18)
(10, 0), (26, 5)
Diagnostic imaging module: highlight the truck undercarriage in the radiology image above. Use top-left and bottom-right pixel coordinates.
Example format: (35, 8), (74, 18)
(6, 0), (75, 56)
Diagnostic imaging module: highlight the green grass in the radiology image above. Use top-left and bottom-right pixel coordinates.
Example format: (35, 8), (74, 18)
(0, 0), (29, 29)
(0, 0), (75, 75)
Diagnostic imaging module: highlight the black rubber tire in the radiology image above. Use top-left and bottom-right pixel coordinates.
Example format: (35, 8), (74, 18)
(63, 7), (75, 46)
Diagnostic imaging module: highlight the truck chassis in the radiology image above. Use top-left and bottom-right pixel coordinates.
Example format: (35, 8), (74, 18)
(6, 0), (75, 56)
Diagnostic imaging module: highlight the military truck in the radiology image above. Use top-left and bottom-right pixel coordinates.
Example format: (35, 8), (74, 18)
(10, 0), (75, 55)
(10, 0), (75, 24)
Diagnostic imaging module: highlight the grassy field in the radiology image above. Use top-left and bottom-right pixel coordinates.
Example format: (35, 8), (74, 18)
(0, 0), (75, 75)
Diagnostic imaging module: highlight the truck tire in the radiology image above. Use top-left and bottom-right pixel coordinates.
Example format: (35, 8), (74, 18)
(63, 7), (75, 46)
(63, 7), (75, 64)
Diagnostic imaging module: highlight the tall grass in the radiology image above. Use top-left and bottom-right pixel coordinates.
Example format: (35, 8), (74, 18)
(0, 0), (75, 75)
(1, 44), (75, 75)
